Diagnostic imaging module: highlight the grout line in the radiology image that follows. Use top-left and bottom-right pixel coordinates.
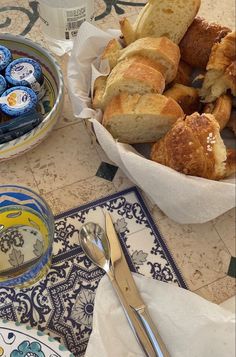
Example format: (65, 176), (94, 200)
(192, 274), (230, 292)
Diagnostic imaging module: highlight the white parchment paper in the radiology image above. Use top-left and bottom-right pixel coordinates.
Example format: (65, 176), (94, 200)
(67, 22), (236, 224)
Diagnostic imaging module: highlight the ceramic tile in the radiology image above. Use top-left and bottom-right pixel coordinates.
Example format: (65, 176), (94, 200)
(26, 122), (101, 194)
(43, 176), (116, 215)
(156, 217), (231, 290)
(195, 276), (236, 304)
(0, 154), (38, 191)
(213, 208), (236, 257)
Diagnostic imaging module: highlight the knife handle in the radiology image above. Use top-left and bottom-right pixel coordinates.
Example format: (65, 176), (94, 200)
(134, 306), (170, 357)
(109, 273), (169, 357)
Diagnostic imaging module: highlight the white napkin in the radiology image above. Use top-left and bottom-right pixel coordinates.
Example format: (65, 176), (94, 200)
(85, 274), (235, 357)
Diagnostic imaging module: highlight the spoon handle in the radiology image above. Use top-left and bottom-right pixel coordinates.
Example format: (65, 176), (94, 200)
(108, 272), (169, 357)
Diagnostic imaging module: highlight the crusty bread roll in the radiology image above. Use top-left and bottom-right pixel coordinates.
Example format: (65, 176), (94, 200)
(173, 60), (193, 86)
(118, 37), (180, 84)
(101, 39), (122, 70)
(122, 0), (201, 45)
(179, 17), (231, 69)
(150, 113), (231, 180)
(200, 31), (236, 102)
(102, 92), (184, 144)
(92, 76), (107, 109)
(203, 94), (232, 130)
(164, 84), (200, 115)
(100, 56), (165, 110)
(227, 110), (236, 135)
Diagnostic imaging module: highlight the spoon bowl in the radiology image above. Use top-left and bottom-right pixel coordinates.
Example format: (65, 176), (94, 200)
(79, 222), (111, 273)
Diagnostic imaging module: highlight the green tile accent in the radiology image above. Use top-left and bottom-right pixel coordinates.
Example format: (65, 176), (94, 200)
(96, 162), (118, 181)
(227, 257), (236, 278)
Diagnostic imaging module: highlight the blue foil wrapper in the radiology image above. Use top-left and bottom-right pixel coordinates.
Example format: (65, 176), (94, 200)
(0, 45), (12, 72)
(5, 57), (45, 99)
(0, 86), (38, 117)
(0, 75), (7, 96)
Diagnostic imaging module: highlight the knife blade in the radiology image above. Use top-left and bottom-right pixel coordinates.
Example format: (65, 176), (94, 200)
(105, 212), (170, 357)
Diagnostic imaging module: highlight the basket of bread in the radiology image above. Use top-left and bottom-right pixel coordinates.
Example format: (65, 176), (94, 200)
(67, 0), (236, 224)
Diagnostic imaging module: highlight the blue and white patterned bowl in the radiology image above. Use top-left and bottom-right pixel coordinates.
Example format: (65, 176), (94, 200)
(0, 33), (64, 162)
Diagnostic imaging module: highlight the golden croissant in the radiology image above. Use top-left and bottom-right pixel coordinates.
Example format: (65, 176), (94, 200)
(151, 112), (236, 180)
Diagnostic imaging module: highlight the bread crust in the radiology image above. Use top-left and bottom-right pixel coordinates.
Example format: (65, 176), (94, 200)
(133, 0), (201, 44)
(92, 76), (107, 109)
(203, 94), (232, 130)
(173, 60), (193, 86)
(101, 56), (165, 109)
(151, 113), (228, 180)
(101, 39), (122, 70)
(102, 92), (184, 143)
(118, 37), (180, 83)
(179, 17), (231, 69)
(200, 31), (236, 102)
(119, 17), (135, 46)
(227, 110), (236, 135)
(164, 84), (200, 115)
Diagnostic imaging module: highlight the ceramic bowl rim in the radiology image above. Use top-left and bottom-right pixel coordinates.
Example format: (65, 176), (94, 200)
(0, 33), (64, 149)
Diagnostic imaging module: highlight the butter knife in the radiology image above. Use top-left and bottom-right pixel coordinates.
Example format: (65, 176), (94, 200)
(105, 212), (170, 357)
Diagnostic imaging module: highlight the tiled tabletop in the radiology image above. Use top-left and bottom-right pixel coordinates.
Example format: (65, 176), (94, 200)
(0, 0), (235, 304)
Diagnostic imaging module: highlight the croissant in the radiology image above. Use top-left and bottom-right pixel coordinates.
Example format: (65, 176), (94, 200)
(151, 112), (235, 180)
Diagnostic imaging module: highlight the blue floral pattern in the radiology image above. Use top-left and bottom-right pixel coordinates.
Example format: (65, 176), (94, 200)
(10, 341), (45, 357)
(0, 187), (186, 357)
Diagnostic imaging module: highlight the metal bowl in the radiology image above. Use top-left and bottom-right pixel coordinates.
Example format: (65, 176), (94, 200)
(0, 33), (64, 162)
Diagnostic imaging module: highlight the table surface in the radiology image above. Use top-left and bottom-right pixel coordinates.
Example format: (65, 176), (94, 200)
(0, 0), (235, 305)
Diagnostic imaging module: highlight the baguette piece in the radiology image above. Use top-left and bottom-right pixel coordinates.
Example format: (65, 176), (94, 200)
(203, 94), (232, 130)
(200, 31), (236, 102)
(133, 0), (201, 44)
(103, 92), (184, 144)
(101, 39), (122, 70)
(179, 17), (231, 69)
(101, 56), (165, 110)
(92, 76), (107, 109)
(151, 113), (228, 180)
(118, 37), (180, 84)
(164, 84), (200, 115)
(119, 17), (136, 46)
(173, 60), (193, 86)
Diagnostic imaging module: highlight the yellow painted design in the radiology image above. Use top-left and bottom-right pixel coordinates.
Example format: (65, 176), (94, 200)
(0, 208), (49, 246)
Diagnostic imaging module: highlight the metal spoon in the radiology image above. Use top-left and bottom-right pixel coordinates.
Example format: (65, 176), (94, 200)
(79, 222), (169, 357)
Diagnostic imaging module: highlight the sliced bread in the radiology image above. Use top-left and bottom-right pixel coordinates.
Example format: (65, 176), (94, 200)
(133, 0), (201, 44)
(102, 92), (184, 143)
(100, 56), (165, 109)
(100, 39), (122, 70)
(118, 37), (180, 84)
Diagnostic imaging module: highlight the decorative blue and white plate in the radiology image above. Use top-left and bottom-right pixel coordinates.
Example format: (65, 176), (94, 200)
(0, 319), (74, 357)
